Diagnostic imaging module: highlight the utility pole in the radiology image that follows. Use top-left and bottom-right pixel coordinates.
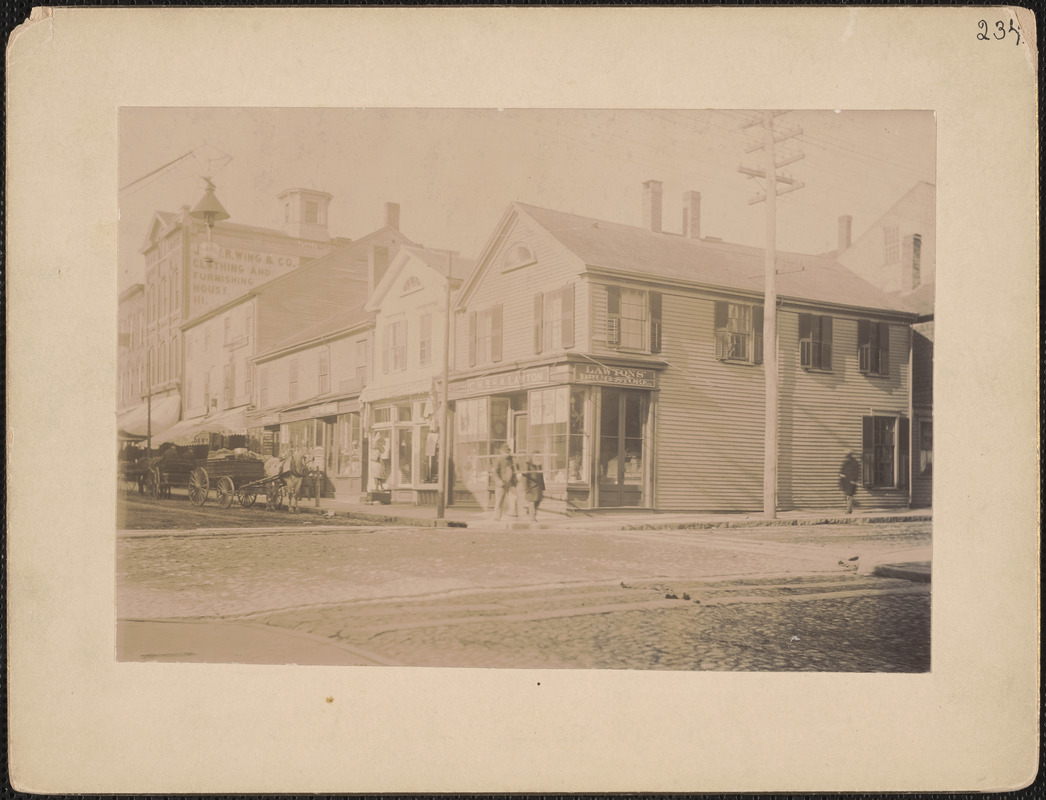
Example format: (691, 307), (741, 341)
(739, 111), (804, 519)
(146, 348), (152, 454)
(435, 252), (453, 520)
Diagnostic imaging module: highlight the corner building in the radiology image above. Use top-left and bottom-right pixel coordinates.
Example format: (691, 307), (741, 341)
(449, 187), (918, 514)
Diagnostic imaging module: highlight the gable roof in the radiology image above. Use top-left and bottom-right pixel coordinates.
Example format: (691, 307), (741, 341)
(514, 202), (915, 314)
(366, 245), (474, 311)
(255, 301), (373, 360)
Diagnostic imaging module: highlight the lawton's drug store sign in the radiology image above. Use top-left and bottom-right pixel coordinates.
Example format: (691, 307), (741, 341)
(572, 364), (657, 388)
(190, 246), (301, 316)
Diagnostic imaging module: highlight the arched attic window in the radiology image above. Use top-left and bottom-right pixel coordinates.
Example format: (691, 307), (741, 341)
(501, 243), (536, 272)
(401, 275), (422, 294)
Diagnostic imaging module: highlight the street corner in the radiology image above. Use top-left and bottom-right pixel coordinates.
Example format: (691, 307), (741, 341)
(872, 561), (931, 582)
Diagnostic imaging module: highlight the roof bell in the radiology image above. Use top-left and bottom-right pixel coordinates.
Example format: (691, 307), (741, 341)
(189, 178), (230, 227)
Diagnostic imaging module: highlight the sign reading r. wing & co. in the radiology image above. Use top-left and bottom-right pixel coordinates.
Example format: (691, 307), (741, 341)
(572, 364), (657, 388)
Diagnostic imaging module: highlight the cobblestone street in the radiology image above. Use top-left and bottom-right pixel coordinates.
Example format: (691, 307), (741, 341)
(117, 520), (931, 671)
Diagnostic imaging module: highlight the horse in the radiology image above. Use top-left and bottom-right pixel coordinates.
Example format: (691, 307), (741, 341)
(264, 450), (311, 512)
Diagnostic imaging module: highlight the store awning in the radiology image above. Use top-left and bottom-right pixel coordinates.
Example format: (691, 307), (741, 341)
(153, 406), (250, 446)
(116, 395), (181, 439)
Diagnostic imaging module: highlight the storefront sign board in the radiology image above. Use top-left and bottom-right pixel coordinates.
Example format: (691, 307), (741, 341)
(573, 364), (657, 388)
(459, 367), (550, 396)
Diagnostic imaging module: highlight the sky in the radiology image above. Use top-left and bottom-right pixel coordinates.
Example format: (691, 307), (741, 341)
(118, 108), (935, 291)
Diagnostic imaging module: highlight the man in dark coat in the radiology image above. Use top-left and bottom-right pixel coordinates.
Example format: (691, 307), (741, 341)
(838, 452), (860, 514)
(520, 451), (545, 521)
(492, 443), (516, 521)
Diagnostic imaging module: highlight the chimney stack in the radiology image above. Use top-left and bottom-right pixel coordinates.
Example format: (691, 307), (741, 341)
(385, 202), (400, 231)
(368, 245), (390, 298)
(683, 191), (701, 239)
(642, 180), (663, 233)
(838, 215), (852, 252)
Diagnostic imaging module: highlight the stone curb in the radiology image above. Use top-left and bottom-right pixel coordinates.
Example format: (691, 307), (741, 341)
(872, 562), (932, 582)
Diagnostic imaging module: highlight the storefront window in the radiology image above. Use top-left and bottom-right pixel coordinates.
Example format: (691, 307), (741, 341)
(396, 427), (413, 484)
(420, 425), (439, 484)
(283, 419), (317, 452)
(454, 396), (489, 487)
(529, 386), (569, 484)
(569, 388), (588, 482)
(336, 413), (362, 477)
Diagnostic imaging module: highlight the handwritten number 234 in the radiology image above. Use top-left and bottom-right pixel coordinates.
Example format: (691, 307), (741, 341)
(978, 19), (1021, 45)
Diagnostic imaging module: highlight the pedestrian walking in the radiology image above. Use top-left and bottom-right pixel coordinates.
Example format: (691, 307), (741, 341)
(520, 451), (545, 521)
(838, 451), (860, 514)
(491, 443), (516, 521)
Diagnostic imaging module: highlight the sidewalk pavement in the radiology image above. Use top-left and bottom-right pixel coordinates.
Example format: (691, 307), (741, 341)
(294, 492), (931, 532)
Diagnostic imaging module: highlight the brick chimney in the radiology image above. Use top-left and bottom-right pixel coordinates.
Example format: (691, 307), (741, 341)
(682, 191), (701, 239)
(368, 245), (389, 298)
(837, 215), (852, 252)
(385, 202), (400, 231)
(642, 180), (663, 233)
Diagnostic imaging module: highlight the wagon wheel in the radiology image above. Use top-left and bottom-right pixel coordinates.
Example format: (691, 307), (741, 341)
(267, 484), (284, 511)
(238, 487), (258, 508)
(188, 467), (210, 506)
(216, 476), (235, 509)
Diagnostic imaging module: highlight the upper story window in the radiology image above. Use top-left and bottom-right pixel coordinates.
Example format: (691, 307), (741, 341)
(799, 314), (833, 371)
(383, 320), (406, 374)
(259, 365), (269, 408)
(502, 243), (535, 272)
(858, 320), (890, 377)
(318, 348), (330, 394)
(534, 283), (575, 354)
(356, 339), (368, 380)
(303, 201), (318, 224)
(223, 362), (236, 401)
(289, 357), (299, 402)
(468, 305), (502, 367)
(224, 317), (232, 345)
(714, 301), (763, 364)
(419, 313), (433, 366)
(402, 275), (422, 294)
(606, 286), (662, 354)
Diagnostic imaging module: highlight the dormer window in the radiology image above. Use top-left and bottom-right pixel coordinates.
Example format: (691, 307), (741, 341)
(502, 243), (536, 272)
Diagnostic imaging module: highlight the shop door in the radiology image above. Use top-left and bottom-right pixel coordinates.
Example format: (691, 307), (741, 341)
(598, 388), (646, 507)
(512, 413), (528, 455)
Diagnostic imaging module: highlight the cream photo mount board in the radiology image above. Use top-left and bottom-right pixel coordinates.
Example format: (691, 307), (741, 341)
(6, 6), (1039, 794)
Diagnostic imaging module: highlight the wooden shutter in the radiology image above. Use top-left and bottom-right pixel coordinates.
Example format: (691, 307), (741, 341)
(648, 290), (662, 354)
(714, 301), (728, 359)
(821, 316), (833, 370)
(798, 313), (812, 368)
(382, 327), (389, 374)
(857, 319), (870, 372)
(533, 292), (544, 354)
(878, 321), (890, 375)
(898, 416), (910, 489)
(468, 311), (477, 367)
(861, 416), (874, 487)
(606, 286), (621, 347)
(491, 304), (503, 362)
(561, 283), (575, 349)
(753, 305), (764, 364)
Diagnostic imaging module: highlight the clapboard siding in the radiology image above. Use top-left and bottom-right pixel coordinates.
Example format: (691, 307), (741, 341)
(777, 312), (910, 511)
(454, 216), (585, 371)
(654, 292), (766, 511)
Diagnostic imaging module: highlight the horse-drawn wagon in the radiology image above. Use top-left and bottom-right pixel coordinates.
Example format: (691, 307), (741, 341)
(139, 445), (311, 511)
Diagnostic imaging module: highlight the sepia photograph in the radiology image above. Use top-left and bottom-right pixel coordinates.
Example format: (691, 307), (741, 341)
(8, 8), (1037, 793)
(116, 107), (935, 672)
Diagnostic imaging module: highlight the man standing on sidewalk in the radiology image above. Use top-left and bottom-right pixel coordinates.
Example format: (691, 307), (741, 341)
(839, 451), (860, 514)
(492, 443), (516, 521)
